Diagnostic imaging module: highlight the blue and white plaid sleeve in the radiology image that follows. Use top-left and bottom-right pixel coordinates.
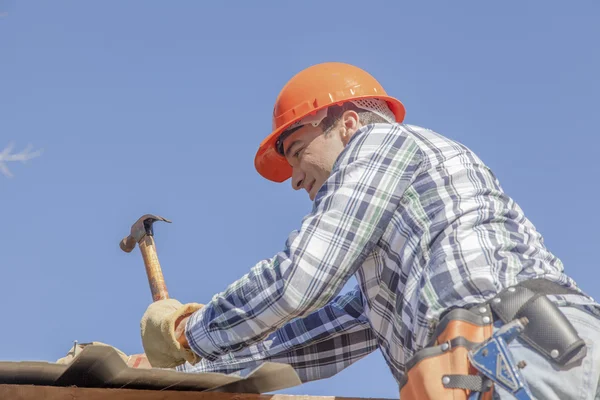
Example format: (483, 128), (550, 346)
(186, 124), (422, 361)
(177, 287), (377, 383)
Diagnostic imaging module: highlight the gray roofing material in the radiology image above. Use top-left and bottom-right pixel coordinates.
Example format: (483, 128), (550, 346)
(0, 345), (302, 394)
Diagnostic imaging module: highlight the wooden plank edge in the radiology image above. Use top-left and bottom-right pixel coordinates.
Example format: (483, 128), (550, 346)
(0, 385), (395, 400)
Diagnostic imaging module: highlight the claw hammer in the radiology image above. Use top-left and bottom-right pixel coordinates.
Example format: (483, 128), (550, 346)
(120, 214), (171, 301)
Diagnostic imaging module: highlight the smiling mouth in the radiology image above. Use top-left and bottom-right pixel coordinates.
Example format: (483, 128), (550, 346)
(307, 181), (314, 193)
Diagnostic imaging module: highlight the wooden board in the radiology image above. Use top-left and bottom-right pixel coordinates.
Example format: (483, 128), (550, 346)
(0, 385), (392, 400)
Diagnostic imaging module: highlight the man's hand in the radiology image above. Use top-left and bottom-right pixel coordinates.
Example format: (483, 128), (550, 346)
(56, 342), (153, 369)
(140, 298), (203, 368)
(56, 341), (130, 365)
(174, 314), (192, 348)
(126, 353), (153, 369)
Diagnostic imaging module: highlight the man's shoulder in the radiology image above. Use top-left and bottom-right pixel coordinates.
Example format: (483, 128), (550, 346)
(398, 124), (451, 142)
(363, 123), (449, 141)
(398, 124), (480, 158)
(351, 122), (457, 157)
(354, 122), (483, 165)
(366, 123), (493, 178)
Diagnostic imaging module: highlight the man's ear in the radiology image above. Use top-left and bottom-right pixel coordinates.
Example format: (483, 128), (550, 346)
(341, 110), (360, 145)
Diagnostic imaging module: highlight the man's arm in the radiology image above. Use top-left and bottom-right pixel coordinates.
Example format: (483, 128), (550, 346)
(178, 287), (378, 383)
(187, 124), (422, 361)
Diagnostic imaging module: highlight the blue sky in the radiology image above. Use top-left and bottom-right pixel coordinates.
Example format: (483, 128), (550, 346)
(1, 1), (598, 397)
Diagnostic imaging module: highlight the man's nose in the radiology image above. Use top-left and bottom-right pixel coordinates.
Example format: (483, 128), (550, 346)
(291, 167), (305, 191)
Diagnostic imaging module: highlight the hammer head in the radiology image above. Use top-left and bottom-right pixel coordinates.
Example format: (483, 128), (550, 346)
(120, 214), (171, 253)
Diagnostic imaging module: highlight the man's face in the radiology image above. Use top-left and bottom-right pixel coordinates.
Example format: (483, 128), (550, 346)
(282, 111), (358, 200)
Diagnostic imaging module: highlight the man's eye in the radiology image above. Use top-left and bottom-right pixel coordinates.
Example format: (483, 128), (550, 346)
(294, 149), (302, 158)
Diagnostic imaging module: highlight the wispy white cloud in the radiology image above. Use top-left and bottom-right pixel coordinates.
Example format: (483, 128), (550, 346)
(0, 142), (43, 178)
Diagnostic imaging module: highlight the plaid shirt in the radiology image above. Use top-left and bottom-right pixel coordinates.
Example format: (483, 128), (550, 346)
(179, 123), (599, 384)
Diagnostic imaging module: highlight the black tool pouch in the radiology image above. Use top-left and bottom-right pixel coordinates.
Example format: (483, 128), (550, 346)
(488, 279), (588, 366)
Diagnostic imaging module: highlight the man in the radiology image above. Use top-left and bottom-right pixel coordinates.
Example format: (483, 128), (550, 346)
(140, 62), (600, 399)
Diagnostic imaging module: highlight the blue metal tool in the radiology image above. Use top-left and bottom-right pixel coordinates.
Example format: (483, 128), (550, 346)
(468, 317), (534, 400)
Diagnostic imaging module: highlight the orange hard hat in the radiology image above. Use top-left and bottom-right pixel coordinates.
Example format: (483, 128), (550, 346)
(254, 62), (406, 183)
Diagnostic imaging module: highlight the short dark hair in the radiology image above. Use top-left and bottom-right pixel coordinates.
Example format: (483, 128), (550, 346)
(320, 102), (389, 135)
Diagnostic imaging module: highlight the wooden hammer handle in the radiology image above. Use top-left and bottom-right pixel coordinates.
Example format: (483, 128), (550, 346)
(138, 235), (169, 301)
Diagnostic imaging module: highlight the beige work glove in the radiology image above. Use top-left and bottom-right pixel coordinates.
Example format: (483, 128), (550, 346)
(56, 342), (153, 369)
(140, 298), (203, 368)
(56, 341), (129, 365)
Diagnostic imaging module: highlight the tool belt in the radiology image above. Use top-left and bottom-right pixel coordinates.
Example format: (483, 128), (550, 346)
(399, 278), (588, 400)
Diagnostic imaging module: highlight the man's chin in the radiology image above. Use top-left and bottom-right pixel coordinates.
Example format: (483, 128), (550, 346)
(308, 186), (318, 201)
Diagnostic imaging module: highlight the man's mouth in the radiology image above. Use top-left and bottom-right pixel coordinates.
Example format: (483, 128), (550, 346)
(307, 182), (313, 193)
(306, 181), (315, 198)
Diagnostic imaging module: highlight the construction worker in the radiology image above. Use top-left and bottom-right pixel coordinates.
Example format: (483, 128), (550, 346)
(140, 62), (600, 399)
